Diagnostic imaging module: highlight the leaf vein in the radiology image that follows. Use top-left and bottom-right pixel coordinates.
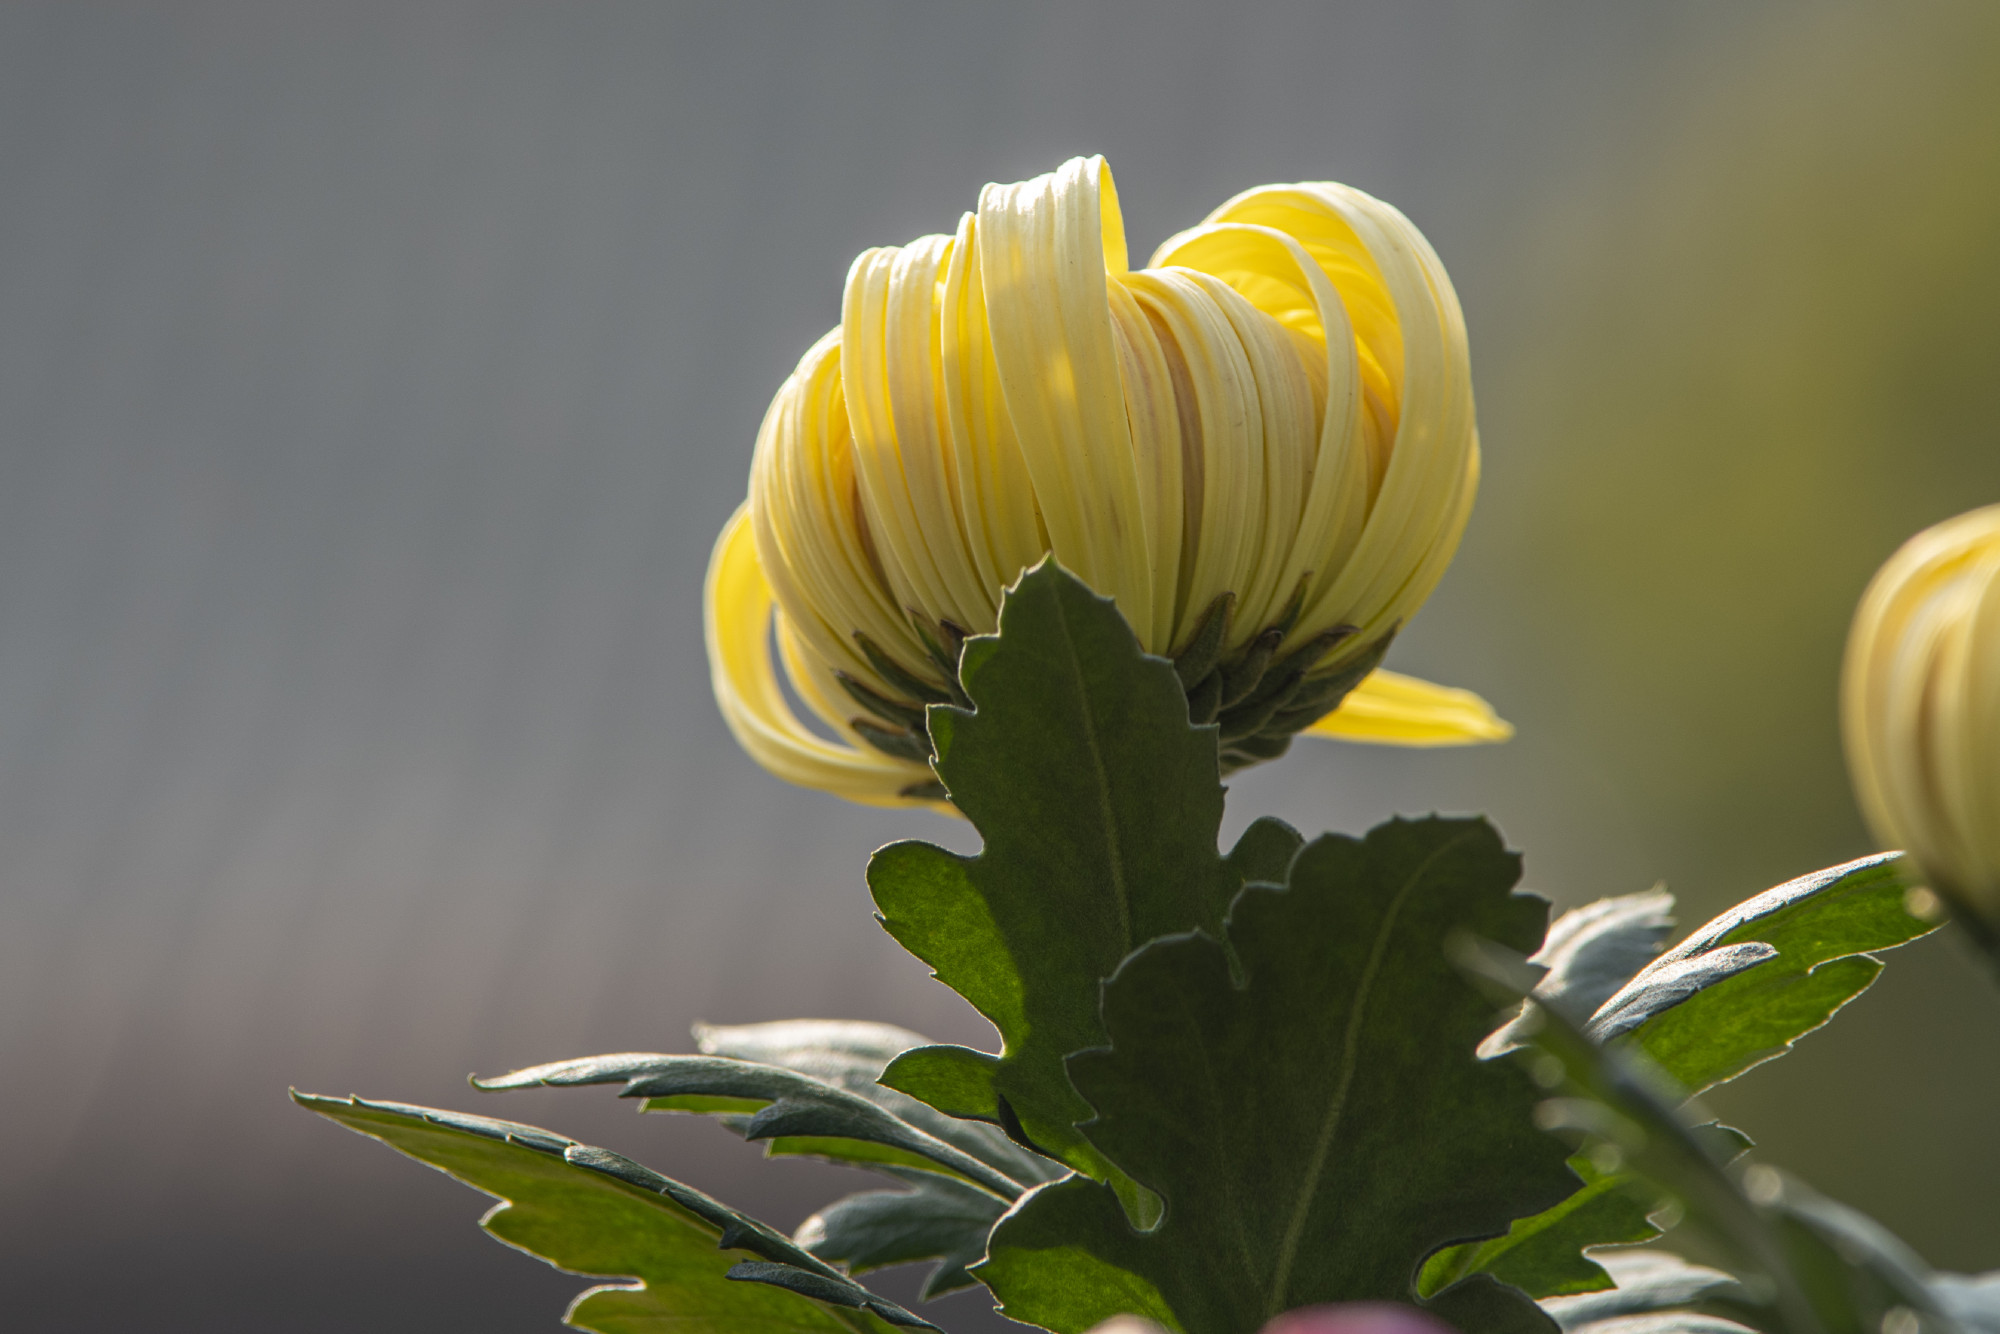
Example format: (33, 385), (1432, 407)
(1263, 831), (1471, 1314)
(1054, 588), (1133, 947)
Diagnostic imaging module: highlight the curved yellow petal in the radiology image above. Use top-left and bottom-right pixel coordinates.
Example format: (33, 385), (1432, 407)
(705, 504), (939, 807)
(714, 158), (1492, 805)
(1304, 669), (1513, 746)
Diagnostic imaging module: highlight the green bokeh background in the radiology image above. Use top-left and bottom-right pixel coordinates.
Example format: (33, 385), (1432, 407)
(1472, 0), (2000, 1267)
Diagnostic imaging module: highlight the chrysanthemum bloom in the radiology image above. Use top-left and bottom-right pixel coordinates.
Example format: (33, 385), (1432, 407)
(1843, 503), (2000, 942)
(707, 155), (1509, 807)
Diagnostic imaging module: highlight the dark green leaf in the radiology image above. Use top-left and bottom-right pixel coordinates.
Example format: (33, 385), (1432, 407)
(692, 1020), (1063, 1188)
(1473, 964), (1964, 1334)
(294, 1092), (930, 1333)
(1224, 816), (1306, 888)
(1454, 857), (1940, 1302)
(797, 1169), (1008, 1300)
(977, 817), (1579, 1334)
(870, 562), (1275, 1189)
(1422, 1125), (1752, 1301)
(475, 1023), (1059, 1309)
(1595, 853), (1937, 1094)
(1419, 1153), (1659, 1299)
(1422, 1273), (1562, 1334)
(472, 1054), (1023, 1200)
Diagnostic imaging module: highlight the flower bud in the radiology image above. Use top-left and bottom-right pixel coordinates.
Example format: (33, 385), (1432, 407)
(706, 156), (1509, 806)
(1842, 503), (2000, 939)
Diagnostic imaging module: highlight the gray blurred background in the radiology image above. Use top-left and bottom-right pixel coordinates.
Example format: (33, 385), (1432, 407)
(3, 3), (1998, 1329)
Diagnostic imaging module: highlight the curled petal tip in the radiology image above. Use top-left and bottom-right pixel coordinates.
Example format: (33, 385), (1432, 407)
(706, 156), (1484, 803)
(1305, 669), (1513, 747)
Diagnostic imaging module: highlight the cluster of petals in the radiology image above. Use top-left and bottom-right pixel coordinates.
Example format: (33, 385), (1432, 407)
(707, 156), (1507, 806)
(1844, 502), (2000, 929)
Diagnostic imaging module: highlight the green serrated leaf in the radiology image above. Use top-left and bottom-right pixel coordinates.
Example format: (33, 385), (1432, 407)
(1539, 1251), (1753, 1334)
(977, 816), (1579, 1334)
(1476, 963), (1966, 1334)
(1533, 889), (1678, 1023)
(649, 1094), (772, 1115)
(870, 561), (1280, 1190)
(1455, 856), (1941, 1302)
(473, 1054), (1023, 1200)
(1419, 1153), (1658, 1299)
(973, 1192), (1188, 1334)
(1423, 1273), (1563, 1334)
(1225, 815), (1306, 887)
(1596, 853), (1937, 1094)
(294, 1092), (930, 1334)
(692, 1020), (1063, 1188)
(1422, 1125), (1751, 1301)
(690, 1019), (1056, 1305)
(797, 1169), (1011, 1301)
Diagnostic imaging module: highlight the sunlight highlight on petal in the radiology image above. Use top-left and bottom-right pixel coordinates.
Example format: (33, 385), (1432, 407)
(1304, 670), (1513, 746)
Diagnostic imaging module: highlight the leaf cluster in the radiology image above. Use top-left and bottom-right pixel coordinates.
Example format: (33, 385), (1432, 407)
(297, 563), (1989, 1334)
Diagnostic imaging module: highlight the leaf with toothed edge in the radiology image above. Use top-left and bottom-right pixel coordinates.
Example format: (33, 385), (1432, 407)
(689, 1019), (1064, 1189)
(1443, 855), (1939, 1302)
(1461, 946), (1966, 1334)
(293, 1092), (933, 1333)
(1599, 852), (1937, 1094)
(1533, 889), (1680, 1023)
(1418, 1123), (1751, 1303)
(868, 560), (1306, 1215)
(688, 1019), (1058, 1301)
(1538, 1251), (1756, 1334)
(795, 1168), (1008, 1301)
(975, 816), (1579, 1334)
(471, 1053), (1026, 1202)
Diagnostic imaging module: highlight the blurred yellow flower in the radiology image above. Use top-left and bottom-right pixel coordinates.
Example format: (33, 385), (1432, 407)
(706, 155), (1508, 807)
(1843, 503), (2000, 937)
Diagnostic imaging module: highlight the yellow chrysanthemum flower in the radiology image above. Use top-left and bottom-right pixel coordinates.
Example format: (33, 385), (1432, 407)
(1843, 503), (2000, 937)
(706, 155), (1509, 807)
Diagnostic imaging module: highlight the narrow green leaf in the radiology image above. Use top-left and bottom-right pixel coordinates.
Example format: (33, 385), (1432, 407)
(1539, 1251), (1752, 1334)
(1419, 1154), (1658, 1299)
(870, 561), (1276, 1187)
(1533, 889), (1678, 1022)
(294, 1092), (930, 1334)
(978, 817), (1579, 1334)
(797, 1169), (1011, 1301)
(472, 1054), (1023, 1200)
(693, 1020), (1062, 1188)
(1596, 853), (1938, 1094)
(1476, 965), (1964, 1334)
(1457, 856), (1941, 1301)
(689, 1019), (1054, 1303)
(1422, 1125), (1750, 1301)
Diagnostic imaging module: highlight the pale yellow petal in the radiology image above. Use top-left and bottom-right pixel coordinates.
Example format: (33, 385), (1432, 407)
(1843, 502), (2000, 908)
(939, 209), (1048, 609)
(706, 504), (938, 807)
(978, 156), (1158, 644)
(1303, 669), (1513, 746)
